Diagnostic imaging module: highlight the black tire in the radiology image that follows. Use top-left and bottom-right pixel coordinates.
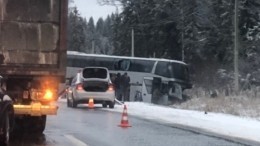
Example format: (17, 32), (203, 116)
(102, 102), (107, 108)
(32, 115), (46, 133)
(67, 97), (71, 107)
(108, 101), (115, 109)
(71, 94), (77, 108)
(13, 115), (46, 133)
(0, 112), (10, 146)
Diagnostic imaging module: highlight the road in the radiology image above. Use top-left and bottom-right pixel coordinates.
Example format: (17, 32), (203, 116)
(9, 101), (246, 146)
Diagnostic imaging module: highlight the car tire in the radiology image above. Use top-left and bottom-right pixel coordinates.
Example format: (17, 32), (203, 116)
(0, 112), (10, 146)
(102, 102), (107, 108)
(108, 101), (115, 109)
(71, 94), (77, 108)
(67, 97), (71, 107)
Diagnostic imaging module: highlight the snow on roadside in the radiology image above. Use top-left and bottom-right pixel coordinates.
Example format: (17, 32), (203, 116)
(174, 96), (260, 119)
(105, 102), (260, 143)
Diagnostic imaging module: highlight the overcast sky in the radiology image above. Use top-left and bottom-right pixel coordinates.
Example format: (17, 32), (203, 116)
(73, 0), (118, 23)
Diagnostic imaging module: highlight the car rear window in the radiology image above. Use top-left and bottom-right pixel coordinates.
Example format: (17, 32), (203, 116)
(82, 68), (107, 79)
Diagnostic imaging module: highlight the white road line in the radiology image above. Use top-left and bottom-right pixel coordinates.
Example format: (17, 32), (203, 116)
(65, 134), (89, 146)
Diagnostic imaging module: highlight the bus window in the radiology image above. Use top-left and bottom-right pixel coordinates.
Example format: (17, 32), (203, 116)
(116, 59), (130, 71)
(168, 63), (189, 81)
(67, 56), (74, 67)
(98, 57), (114, 70)
(129, 60), (155, 73)
(72, 58), (83, 68)
(82, 56), (95, 67)
(155, 61), (170, 77)
(155, 61), (189, 81)
(78, 56), (86, 67)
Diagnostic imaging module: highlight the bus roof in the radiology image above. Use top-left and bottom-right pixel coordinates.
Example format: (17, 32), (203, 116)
(67, 51), (187, 65)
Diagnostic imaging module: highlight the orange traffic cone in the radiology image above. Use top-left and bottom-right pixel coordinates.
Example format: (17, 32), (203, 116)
(118, 105), (131, 128)
(88, 98), (94, 109)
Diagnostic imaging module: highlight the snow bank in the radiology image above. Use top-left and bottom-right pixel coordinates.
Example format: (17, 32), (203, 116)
(106, 102), (260, 143)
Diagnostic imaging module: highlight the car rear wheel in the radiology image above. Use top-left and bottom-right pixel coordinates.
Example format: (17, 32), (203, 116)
(71, 94), (77, 108)
(102, 102), (107, 108)
(67, 97), (71, 107)
(108, 101), (115, 109)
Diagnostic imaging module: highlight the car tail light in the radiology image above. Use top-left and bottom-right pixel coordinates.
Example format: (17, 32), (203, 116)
(108, 84), (114, 91)
(76, 83), (83, 90)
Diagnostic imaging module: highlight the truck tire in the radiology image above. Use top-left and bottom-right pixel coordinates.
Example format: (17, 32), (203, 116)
(32, 115), (46, 133)
(18, 116), (46, 133)
(108, 101), (115, 109)
(13, 115), (46, 133)
(0, 112), (10, 146)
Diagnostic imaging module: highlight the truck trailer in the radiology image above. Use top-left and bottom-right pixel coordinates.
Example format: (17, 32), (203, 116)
(0, 0), (68, 144)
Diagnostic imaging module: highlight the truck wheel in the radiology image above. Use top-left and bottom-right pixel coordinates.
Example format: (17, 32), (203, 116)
(108, 101), (115, 109)
(0, 112), (10, 145)
(32, 115), (46, 133)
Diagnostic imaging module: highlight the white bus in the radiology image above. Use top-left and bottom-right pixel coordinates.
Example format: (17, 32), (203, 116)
(66, 51), (192, 104)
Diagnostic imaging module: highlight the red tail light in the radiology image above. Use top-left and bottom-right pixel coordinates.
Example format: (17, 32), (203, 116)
(108, 84), (114, 91)
(76, 83), (83, 90)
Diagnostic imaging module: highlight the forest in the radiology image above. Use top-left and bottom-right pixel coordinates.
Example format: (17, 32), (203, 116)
(68, 0), (260, 95)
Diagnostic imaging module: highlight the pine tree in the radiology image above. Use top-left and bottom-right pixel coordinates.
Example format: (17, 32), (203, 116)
(86, 17), (96, 53)
(68, 7), (88, 52)
(239, 0), (260, 79)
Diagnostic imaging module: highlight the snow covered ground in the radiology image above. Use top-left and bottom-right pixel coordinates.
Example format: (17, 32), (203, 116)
(103, 102), (260, 145)
(58, 98), (260, 145)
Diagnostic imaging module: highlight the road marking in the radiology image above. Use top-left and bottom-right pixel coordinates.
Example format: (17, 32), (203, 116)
(65, 134), (88, 146)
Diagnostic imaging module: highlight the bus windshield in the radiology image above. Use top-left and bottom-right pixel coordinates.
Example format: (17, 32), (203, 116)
(169, 62), (189, 81)
(155, 62), (189, 81)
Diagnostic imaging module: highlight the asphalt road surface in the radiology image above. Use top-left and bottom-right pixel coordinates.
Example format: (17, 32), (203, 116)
(9, 101), (248, 146)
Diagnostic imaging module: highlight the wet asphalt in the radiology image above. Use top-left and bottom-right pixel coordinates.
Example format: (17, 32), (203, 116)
(8, 101), (250, 146)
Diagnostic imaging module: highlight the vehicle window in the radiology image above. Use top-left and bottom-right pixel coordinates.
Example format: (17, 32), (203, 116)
(80, 56), (95, 68)
(155, 61), (189, 81)
(82, 68), (107, 79)
(129, 60), (155, 73)
(94, 57), (114, 70)
(67, 56), (74, 67)
(168, 63), (189, 81)
(154, 61), (170, 78)
(116, 59), (130, 71)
